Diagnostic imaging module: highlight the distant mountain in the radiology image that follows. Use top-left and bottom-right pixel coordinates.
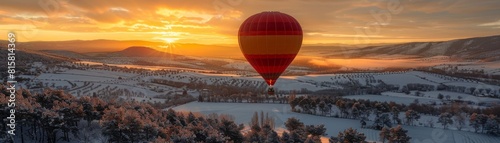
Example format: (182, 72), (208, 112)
(329, 35), (500, 61)
(98, 46), (181, 57)
(2, 39), (239, 58)
(41, 50), (90, 59)
(10, 40), (164, 53)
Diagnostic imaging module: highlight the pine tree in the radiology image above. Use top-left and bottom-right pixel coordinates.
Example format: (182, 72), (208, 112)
(218, 118), (244, 142)
(285, 118), (305, 132)
(330, 128), (366, 143)
(289, 128), (307, 143)
(282, 131), (292, 143)
(388, 125), (411, 143)
(305, 124), (326, 143)
(261, 124), (280, 143)
(246, 124), (263, 142)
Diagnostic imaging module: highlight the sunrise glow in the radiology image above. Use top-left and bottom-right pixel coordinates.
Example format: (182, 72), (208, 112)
(1, 0), (499, 46)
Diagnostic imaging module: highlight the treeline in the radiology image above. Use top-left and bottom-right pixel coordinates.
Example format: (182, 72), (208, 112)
(289, 95), (500, 136)
(198, 93), (289, 104)
(418, 67), (500, 86)
(0, 84), (246, 143)
(2, 84), (369, 143)
(152, 78), (266, 96)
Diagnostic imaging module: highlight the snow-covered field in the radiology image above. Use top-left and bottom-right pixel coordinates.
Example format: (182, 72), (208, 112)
(174, 102), (500, 143)
(18, 60), (500, 143)
(30, 68), (500, 103)
(343, 94), (437, 105)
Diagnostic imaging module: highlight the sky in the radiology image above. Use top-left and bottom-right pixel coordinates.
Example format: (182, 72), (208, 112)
(1, 0), (500, 46)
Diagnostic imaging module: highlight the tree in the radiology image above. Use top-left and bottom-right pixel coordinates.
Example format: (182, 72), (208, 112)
(415, 91), (421, 97)
(374, 113), (392, 130)
(405, 110), (420, 126)
(289, 92), (297, 111)
(218, 118), (244, 142)
(454, 113), (466, 131)
(305, 124), (327, 142)
(379, 127), (390, 143)
(470, 113), (488, 133)
(261, 124), (280, 143)
(336, 100), (347, 118)
(438, 112), (453, 129)
(283, 117), (308, 142)
(246, 124), (263, 143)
(318, 101), (327, 116)
(391, 106), (401, 124)
(388, 125), (411, 143)
(285, 118), (305, 132)
(485, 115), (500, 136)
(438, 94), (444, 100)
(281, 131), (291, 142)
(330, 128), (366, 143)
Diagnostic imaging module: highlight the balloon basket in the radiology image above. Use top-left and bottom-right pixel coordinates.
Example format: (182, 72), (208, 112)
(267, 87), (275, 95)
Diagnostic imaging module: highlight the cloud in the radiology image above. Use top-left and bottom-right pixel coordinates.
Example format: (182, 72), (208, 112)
(0, 0), (499, 44)
(478, 20), (500, 27)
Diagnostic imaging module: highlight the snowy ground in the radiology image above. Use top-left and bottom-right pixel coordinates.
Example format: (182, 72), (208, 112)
(28, 68), (500, 106)
(174, 102), (500, 143)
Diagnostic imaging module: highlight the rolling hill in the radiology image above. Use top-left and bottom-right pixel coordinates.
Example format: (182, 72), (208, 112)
(324, 35), (500, 61)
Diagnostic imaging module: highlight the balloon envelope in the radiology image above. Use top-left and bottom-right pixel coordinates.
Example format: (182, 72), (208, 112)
(238, 11), (303, 86)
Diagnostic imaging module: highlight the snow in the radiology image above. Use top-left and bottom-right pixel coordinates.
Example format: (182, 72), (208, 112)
(344, 94), (436, 105)
(374, 71), (438, 86)
(425, 41), (454, 56)
(174, 102), (500, 143)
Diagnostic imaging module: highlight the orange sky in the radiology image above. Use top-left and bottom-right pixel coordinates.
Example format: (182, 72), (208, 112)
(1, 0), (500, 46)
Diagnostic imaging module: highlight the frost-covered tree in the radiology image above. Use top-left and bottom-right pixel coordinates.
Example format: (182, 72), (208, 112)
(454, 113), (466, 130)
(281, 131), (291, 143)
(261, 124), (280, 143)
(438, 94), (444, 100)
(305, 124), (326, 142)
(438, 112), (453, 129)
(374, 113), (392, 130)
(391, 106), (401, 124)
(485, 115), (500, 136)
(283, 118), (308, 142)
(285, 118), (305, 132)
(218, 118), (244, 142)
(379, 127), (390, 143)
(330, 128), (366, 143)
(405, 110), (420, 126)
(388, 125), (411, 143)
(470, 113), (488, 133)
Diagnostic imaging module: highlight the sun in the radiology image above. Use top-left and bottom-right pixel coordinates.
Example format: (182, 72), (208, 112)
(162, 38), (178, 44)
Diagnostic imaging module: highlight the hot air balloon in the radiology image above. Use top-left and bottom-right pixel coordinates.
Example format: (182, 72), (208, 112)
(238, 11), (303, 95)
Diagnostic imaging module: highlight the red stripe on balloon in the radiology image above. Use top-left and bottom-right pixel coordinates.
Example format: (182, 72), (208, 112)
(259, 73), (282, 85)
(238, 11), (302, 36)
(244, 54), (297, 85)
(239, 31), (302, 36)
(244, 54), (297, 59)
